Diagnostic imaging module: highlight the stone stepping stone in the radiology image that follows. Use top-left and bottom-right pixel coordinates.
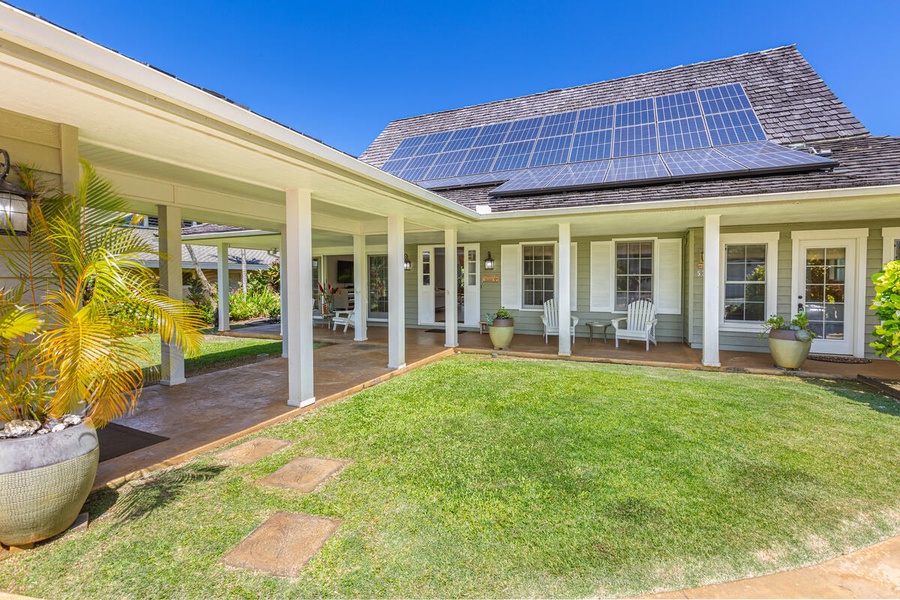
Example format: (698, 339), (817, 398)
(257, 457), (348, 492)
(216, 438), (290, 465)
(220, 512), (340, 577)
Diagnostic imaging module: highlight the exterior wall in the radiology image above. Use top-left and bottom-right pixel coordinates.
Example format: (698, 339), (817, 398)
(0, 107), (65, 289)
(402, 234), (686, 342)
(687, 219), (900, 358)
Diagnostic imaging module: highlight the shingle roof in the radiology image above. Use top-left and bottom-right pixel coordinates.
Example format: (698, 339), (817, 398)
(359, 46), (896, 212)
(434, 136), (900, 212)
(132, 228), (277, 267)
(181, 223), (255, 236)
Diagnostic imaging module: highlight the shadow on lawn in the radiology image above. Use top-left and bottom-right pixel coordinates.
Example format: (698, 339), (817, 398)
(102, 463), (227, 523)
(805, 378), (900, 417)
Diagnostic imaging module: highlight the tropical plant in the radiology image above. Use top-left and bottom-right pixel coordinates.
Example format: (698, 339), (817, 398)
(484, 306), (513, 325)
(870, 260), (900, 362)
(0, 161), (204, 428)
(759, 311), (817, 342)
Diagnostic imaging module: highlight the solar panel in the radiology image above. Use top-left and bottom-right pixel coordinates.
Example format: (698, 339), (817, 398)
(606, 154), (669, 183)
(529, 135), (572, 167)
(381, 81), (835, 196)
(661, 148), (746, 177)
(715, 142), (835, 170)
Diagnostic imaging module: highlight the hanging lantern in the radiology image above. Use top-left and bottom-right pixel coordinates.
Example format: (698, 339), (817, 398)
(0, 149), (30, 235)
(483, 251), (495, 271)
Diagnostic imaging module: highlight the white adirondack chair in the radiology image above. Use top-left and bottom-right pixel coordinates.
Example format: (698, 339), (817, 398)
(332, 310), (356, 332)
(541, 298), (579, 344)
(611, 300), (658, 351)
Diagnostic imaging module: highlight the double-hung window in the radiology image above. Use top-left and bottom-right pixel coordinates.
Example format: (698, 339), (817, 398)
(522, 243), (554, 308)
(720, 232), (778, 329)
(883, 227), (900, 264)
(614, 241), (653, 311)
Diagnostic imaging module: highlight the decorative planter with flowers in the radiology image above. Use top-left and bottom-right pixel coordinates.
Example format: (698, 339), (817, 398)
(485, 307), (515, 350)
(759, 312), (817, 370)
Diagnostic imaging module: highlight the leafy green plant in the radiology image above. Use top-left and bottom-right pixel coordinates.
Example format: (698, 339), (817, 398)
(870, 260), (900, 361)
(228, 285), (280, 321)
(759, 311), (817, 341)
(0, 161), (205, 427)
(484, 306), (513, 325)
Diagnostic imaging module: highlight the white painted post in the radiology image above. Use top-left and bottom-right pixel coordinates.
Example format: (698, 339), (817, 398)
(279, 225), (289, 358)
(387, 215), (406, 369)
(217, 242), (230, 332)
(285, 189), (315, 407)
(703, 214), (721, 367)
(158, 205), (185, 385)
(558, 222), (572, 356)
(444, 228), (458, 348)
(353, 233), (368, 342)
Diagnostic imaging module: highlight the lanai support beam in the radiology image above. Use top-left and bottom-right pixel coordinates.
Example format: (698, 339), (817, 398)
(444, 227), (458, 348)
(387, 214), (406, 369)
(280, 225), (289, 357)
(702, 214), (721, 367)
(558, 222), (572, 357)
(217, 242), (230, 332)
(353, 233), (368, 341)
(158, 204), (185, 386)
(285, 189), (315, 407)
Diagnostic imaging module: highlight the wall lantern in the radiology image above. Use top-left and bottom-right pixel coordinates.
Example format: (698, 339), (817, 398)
(0, 149), (30, 235)
(483, 251), (495, 271)
(695, 251), (704, 277)
(403, 253), (412, 271)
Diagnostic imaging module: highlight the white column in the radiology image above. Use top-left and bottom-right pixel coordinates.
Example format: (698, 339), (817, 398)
(444, 228), (459, 348)
(285, 189), (315, 407)
(158, 205), (185, 385)
(352, 233), (368, 341)
(217, 242), (230, 332)
(702, 214), (721, 367)
(387, 215), (406, 369)
(279, 226), (289, 358)
(558, 222), (572, 357)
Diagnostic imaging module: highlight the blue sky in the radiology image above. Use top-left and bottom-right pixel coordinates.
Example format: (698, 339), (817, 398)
(15, 0), (899, 157)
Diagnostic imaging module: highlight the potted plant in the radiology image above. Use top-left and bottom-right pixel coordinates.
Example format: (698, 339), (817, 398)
(0, 161), (204, 549)
(759, 311), (817, 370)
(317, 282), (341, 314)
(485, 307), (515, 350)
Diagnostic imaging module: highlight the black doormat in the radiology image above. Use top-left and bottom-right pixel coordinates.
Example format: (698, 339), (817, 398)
(808, 354), (872, 364)
(97, 423), (169, 462)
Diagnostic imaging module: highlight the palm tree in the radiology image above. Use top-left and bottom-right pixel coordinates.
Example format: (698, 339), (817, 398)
(0, 160), (204, 427)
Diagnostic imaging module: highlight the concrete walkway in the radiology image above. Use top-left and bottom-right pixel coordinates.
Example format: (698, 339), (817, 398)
(643, 536), (900, 598)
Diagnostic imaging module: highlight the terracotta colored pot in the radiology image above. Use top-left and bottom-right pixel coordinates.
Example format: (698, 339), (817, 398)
(768, 329), (813, 370)
(0, 423), (99, 546)
(489, 320), (514, 350)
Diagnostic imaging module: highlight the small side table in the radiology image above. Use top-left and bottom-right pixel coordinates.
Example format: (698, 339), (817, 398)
(586, 321), (615, 344)
(479, 321), (489, 334)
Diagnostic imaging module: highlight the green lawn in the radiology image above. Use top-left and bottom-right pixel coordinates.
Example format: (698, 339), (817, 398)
(3, 356), (900, 598)
(131, 334), (283, 380)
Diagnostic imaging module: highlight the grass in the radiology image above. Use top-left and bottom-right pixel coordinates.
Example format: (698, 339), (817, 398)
(2, 356), (900, 598)
(130, 334), (284, 380)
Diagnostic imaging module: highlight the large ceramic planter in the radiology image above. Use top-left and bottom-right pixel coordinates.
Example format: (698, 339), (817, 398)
(488, 318), (515, 350)
(0, 423), (99, 547)
(768, 329), (813, 370)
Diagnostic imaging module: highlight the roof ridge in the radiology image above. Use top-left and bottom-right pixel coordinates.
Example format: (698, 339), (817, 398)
(385, 45), (799, 125)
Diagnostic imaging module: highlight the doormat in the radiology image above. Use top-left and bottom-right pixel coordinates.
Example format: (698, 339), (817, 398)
(97, 423), (168, 462)
(808, 354), (872, 364)
(423, 329), (469, 334)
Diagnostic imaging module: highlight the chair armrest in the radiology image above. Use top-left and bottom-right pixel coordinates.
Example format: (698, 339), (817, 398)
(334, 310), (351, 319)
(610, 317), (626, 329)
(571, 316), (580, 327)
(644, 318), (658, 332)
(540, 315), (549, 326)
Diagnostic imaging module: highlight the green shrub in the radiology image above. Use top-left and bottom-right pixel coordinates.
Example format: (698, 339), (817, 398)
(228, 286), (280, 321)
(870, 260), (900, 361)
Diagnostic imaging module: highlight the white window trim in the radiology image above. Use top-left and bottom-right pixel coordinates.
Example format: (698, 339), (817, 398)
(719, 232), (779, 332)
(519, 240), (558, 311)
(883, 227), (900, 265)
(611, 237), (657, 314)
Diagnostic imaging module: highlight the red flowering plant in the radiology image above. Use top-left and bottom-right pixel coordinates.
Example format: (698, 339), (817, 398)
(317, 282), (341, 314)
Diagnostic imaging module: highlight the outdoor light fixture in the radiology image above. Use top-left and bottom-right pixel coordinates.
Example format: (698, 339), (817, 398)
(696, 251), (705, 277)
(483, 251), (495, 271)
(403, 253), (412, 271)
(0, 149), (30, 235)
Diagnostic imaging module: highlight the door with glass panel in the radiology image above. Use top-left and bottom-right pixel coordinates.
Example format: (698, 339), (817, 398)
(794, 240), (856, 355)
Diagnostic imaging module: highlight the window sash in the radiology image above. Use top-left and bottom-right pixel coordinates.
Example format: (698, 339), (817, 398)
(723, 243), (767, 323)
(614, 241), (653, 310)
(522, 243), (554, 308)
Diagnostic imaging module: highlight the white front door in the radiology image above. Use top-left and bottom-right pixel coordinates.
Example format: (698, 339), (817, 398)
(417, 246), (435, 325)
(792, 230), (867, 356)
(462, 244), (481, 326)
